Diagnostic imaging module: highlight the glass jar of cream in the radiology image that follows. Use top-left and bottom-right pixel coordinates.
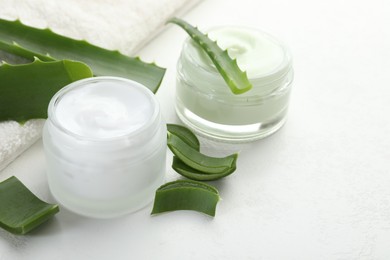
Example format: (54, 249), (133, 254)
(176, 27), (293, 142)
(43, 77), (166, 218)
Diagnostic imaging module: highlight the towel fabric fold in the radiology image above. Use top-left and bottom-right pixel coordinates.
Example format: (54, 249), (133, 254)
(0, 0), (199, 171)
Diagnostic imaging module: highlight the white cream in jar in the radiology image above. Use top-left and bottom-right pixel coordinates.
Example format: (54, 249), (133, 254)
(43, 77), (166, 218)
(176, 26), (293, 142)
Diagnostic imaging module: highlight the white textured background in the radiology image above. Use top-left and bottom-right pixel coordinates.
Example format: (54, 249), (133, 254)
(1, 0), (390, 259)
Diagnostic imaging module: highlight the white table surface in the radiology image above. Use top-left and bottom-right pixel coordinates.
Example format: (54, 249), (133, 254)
(1, 0), (390, 259)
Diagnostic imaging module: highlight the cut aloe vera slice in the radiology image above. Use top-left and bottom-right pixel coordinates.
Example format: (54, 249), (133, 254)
(0, 176), (59, 235)
(151, 179), (220, 216)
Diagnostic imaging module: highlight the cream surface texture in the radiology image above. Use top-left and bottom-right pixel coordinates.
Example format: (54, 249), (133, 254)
(44, 77), (166, 218)
(0, 0), (198, 170)
(206, 27), (285, 78)
(55, 81), (154, 138)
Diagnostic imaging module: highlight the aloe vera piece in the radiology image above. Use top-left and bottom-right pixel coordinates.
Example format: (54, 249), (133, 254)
(167, 124), (236, 180)
(0, 18), (165, 93)
(0, 40), (55, 62)
(167, 124), (200, 151)
(0, 176), (59, 235)
(168, 17), (252, 94)
(172, 156), (236, 181)
(151, 180), (220, 216)
(0, 58), (93, 122)
(167, 133), (238, 175)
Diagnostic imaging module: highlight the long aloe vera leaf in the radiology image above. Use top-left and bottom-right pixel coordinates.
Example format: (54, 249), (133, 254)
(0, 18), (165, 93)
(0, 176), (59, 235)
(168, 17), (252, 94)
(0, 58), (93, 122)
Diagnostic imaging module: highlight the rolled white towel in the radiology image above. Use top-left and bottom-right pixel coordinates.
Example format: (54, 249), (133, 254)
(0, 120), (45, 171)
(0, 0), (199, 171)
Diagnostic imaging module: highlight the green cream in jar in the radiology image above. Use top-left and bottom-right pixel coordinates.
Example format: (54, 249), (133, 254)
(176, 26), (293, 142)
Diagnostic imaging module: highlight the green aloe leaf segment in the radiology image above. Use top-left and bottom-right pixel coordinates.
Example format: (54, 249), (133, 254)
(0, 176), (59, 235)
(151, 179), (220, 217)
(171, 156), (236, 181)
(167, 124), (238, 181)
(167, 124), (200, 151)
(167, 132), (238, 175)
(0, 58), (93, 123)
(168, 17), (252, 94)
(0, 18), (165, 93)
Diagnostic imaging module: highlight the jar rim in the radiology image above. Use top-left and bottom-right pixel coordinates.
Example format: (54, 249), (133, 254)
(47, 76), (161, 142)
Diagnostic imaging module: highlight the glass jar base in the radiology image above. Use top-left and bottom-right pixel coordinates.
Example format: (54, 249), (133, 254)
(175, 103), (287, 143)
(48, 174), (164, 219)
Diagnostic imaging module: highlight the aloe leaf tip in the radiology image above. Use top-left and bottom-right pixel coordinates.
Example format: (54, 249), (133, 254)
(168, 17), (253, 95)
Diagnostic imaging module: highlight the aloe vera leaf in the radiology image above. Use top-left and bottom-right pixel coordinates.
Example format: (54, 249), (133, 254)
(0, 40), (54, 62)
(167, 125), (235, 180)
(0, 176), (59, 235)
(167, 133), (238, 175)
(172, 156), (236, 181)
(151, 179), (220, 216)
(168, 17), (252, 94)
(0, 58), (93, 122)
(0, 18), (165, 93)
(167, 124), (200, 151)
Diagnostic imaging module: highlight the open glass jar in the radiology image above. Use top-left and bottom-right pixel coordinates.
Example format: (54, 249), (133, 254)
(176, 26), (293, 142)
(43, 77), (166, 218)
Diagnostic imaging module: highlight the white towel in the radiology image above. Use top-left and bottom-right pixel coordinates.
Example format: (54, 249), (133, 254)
(0, 0), (199, 171)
